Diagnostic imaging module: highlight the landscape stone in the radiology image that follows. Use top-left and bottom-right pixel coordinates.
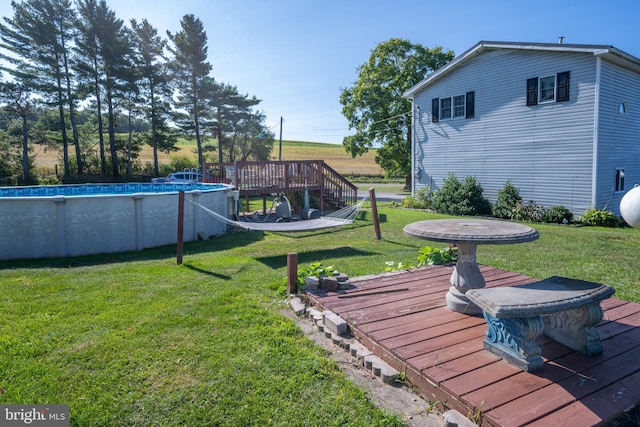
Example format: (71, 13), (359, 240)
(320, 276), (339, 291)
(443, 409), (477, 427)
(323, 312), (348, 336)
(304, 276), (320, 290)
(289, 297), (306, 316)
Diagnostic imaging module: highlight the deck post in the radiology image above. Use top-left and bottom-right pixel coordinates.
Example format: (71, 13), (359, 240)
(287, 252), (298, 294)
(369, 187), (381, 240)
(319, 160), (325, 213)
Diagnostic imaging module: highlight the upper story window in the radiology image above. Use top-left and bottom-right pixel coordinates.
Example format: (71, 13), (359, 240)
(431, 91), (475, 123)
(540, 76), (555, 102)
(526, 71), (570, 106)
(440, 97), (452, 120)
(453, 95), (466, 117)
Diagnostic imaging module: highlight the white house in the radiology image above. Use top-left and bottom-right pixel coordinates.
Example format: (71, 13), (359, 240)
(404, 41), (640, 216)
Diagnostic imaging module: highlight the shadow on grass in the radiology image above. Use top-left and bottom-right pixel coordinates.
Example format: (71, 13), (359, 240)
(0, 216), (379, 270)
(0, 229), (266, 270)
(182, 263), (233, 280)
(260, 221), (373, 239)
(255, 246), (380, 270)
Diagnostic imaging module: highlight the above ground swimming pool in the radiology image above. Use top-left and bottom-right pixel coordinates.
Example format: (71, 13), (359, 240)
(0, 183), (235, 260)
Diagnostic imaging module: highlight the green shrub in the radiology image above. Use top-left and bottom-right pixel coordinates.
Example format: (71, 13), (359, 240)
(168, 155), (198, 173)
(492, 180), (522, 219)
(432, 173), (461, 214)
(542, 205), (573, 224)
(432, 173), (491, 216)
(401, 185), (433, 209)
(579, 208), (620, 227)
(383, 261), (413, 272)
(280, 262), (339, 294)
(512, 200), (545, 222)
(417, 246), (457, 266)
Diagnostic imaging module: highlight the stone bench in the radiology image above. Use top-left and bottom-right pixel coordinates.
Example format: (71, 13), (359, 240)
(466, 276), (615, 371)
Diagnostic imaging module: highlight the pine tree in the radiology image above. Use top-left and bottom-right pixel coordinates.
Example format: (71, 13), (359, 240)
(0, 0), (83, 176)
(0, 81), (35, 182)
(167, 14), (212, 167)
(130, 18), (176, 176)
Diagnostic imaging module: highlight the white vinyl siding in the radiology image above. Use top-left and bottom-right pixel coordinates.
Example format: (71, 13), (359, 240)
(413, 48), (598, 215)
(594, 60), (640, 213)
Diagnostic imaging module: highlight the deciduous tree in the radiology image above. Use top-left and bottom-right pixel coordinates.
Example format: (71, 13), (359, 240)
(340, 38), (453, 188)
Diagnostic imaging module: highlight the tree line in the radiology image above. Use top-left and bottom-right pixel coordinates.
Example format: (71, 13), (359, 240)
(0, 0), (274, 183)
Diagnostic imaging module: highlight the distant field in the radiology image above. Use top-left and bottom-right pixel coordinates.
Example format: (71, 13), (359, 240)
(274, 140), (383, 176)
(33, 139), (384, 177)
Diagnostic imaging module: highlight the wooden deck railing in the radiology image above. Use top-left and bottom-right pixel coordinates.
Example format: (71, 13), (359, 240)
(202, 160), (357, 212)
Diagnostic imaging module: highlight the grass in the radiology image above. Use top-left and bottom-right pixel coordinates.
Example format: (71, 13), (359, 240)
(1, 205), (639, 425)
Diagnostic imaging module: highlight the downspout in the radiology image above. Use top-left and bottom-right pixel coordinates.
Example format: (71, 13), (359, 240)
(591, 57), (602, 210)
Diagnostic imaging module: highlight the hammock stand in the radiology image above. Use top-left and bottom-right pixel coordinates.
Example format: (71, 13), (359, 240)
(186, 198), (366, 233)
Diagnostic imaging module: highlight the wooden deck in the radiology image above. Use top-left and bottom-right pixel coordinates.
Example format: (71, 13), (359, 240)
(201, 160), (358, 213)
(304, 265), (640, 427)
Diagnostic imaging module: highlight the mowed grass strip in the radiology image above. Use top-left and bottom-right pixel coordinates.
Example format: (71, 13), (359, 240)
(0, 206), (638, 425)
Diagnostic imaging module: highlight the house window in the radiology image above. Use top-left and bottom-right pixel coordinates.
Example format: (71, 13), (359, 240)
(540, 76), (555, 102)
(453, 95), (465, 117)
(615, 168), (625, 192)
(526, 71), (570, 106)
(440, 97), (452, 120)
(432, 91), (475, 122)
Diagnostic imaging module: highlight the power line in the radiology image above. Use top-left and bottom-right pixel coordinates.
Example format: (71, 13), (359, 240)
(367, 110), (412, 127)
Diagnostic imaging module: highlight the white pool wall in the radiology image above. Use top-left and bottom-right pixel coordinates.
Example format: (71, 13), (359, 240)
(0, 186), (234, 260)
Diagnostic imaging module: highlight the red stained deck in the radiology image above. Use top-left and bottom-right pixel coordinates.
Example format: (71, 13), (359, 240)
(304, 265), (640, 427)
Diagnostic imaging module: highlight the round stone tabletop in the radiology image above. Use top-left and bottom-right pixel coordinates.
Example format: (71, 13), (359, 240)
(403, 219), (539, 245)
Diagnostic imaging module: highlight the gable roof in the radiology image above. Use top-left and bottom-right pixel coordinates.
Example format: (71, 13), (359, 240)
(403, 40), (640, 98)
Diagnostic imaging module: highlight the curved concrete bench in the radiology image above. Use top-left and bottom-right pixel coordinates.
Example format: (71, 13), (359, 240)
(466, 276), (615, 371)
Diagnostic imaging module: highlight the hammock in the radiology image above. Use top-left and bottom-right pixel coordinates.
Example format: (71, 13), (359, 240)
(186, 198), (366, 232)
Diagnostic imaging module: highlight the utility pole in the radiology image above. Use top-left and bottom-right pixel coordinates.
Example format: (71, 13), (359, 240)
(278, 116), (283, 161)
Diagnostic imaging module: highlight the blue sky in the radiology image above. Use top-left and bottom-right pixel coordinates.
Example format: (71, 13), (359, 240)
(2, 0), (639, 144)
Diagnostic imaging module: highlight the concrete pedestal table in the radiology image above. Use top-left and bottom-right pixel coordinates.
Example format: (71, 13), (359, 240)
(403, 219), (539, 315)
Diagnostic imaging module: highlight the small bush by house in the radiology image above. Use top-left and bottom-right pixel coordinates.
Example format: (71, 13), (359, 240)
(432, 173), (491, 216)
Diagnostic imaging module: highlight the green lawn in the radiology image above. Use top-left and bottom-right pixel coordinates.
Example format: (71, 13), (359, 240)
(1, 205), (639, 425)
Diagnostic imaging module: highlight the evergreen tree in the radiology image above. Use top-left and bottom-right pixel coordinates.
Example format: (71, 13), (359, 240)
(130, 18), (176, 176)
(0, 0), (82, 176)
(0, 81), (35, 181)
(95, 2), (131, 176)
(167, 14), (212, 167)
(76, 0), (107, 174)
(204, 80), (260, 162)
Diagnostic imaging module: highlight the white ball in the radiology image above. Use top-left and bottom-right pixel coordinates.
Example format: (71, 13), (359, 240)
(620, 185), (640, 228)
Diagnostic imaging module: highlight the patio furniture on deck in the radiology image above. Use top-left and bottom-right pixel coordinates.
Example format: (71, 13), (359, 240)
(466, 276), (615, 371)
(403, 219), (539, 315)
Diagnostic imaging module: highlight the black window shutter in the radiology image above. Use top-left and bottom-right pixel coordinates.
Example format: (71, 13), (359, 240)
(465, 91), (475, 118)
(556, 71), (570, 102)
(526, 78), (538, 106)
(432, 98), (439, 123)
